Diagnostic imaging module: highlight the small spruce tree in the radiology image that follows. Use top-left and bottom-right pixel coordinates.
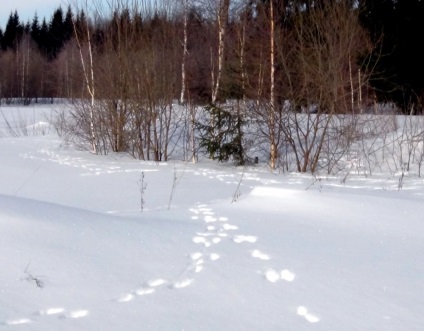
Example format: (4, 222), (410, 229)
(197, 104), (246, 165)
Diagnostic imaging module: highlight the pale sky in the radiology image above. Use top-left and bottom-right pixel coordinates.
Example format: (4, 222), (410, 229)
(1, 0), (64, 30)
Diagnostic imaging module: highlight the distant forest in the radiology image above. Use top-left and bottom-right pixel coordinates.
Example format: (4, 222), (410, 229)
(1, 0), (424, 114)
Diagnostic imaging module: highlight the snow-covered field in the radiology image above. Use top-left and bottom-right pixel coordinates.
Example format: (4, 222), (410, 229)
(0, 105), (423, 330)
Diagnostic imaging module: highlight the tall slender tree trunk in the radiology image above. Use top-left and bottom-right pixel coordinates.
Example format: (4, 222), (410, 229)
(239, 8), (247, 110)
(212, 0), (230, 104)
(72, 17), (98, 154)
(190, 104), (196, 163)
(349, 52), (354, 112)
(358, 68), (362, 113)
(180, 0), (188, 105)
(269, 0), (277, 170)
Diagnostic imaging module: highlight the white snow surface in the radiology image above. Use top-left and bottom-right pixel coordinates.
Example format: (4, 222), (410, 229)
(0, 105), (423, 330)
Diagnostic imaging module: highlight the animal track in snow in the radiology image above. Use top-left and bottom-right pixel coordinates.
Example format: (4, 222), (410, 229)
(118, 293), (135, 303)
(264, 269), (296, 283)
(135, 287), (155, 296)
(192, 236), (211, 247)
(66, 310), (89, 319)
(193, 203), (319, 324)
(190, 252), (203, 260)
(192, 236), (208, 244)
(265, 269), (281, 283)
(212, 237), (221, 244)
(171, 278), (194, 289)
(209, 253), (220, 261)
(233, 235), (257, 243)
(1, 307), (89, 327)
(148, 278), (167, 287)
(251, 249), (271, 260)
(297, 306), (320, 323)
(202, 211), (215, 216)
(192, 254), (205, 268)
(37, 308), (65, 316)
(196, 232), (216, 237)
(2, 318), (32, 326)
(119, 278), (168, 304)
(204, 216), (218, 223)
(280, 269), (296, 282)
(222, 224), (238, 231)
(195, 258), (204, 265)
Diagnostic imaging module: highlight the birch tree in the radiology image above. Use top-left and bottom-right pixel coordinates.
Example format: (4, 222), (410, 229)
(268, 0), (278, 169)
(180, 0), (189, 105)
(211, 0), (230, 104)
(72, 4), (99, 154)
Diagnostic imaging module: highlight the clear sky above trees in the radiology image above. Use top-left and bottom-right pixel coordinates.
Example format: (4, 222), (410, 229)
(0, 0), (62, 29)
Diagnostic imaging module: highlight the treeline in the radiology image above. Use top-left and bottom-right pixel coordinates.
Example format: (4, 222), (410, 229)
(0, 6), (83, 103)
(0, 7), (74, 59)
(0, 0), (423, 113)
(3, 0), (424, 172)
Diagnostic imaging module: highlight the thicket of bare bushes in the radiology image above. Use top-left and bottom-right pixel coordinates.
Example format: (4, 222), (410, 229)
(5, 0), (424, 177)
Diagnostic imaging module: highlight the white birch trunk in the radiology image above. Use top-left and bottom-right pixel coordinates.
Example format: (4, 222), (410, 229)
(180, 0), (188, 105)
(190, 104), (196, 163)
(349, 52), (354, 112)
(72, 17), (98, 154)
(358, 68), (363, 114)
(211, 0), (230, 104)
(239, 10), (247, 110)
(269, 0), (277, 170)
(210, 46), (215, 98)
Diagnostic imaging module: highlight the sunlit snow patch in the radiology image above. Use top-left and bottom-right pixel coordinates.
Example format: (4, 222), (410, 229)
(118, 293), (134, 303)
(148, 279), (167, 287)
(38, 308), (65, 315)
(233, 235), (257, 243)
(172, 278), (193, 289)
(4, 318), (32, 325)
(297, 306), (320, 323)
(265, 269), (280, 283)
(251, 249), (271, 260)
(68, 310), (89, 319)
(135, 288), (155, 296)
(280, 269), (296, 282)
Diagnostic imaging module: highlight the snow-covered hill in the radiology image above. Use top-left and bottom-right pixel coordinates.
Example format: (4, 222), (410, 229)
(1, 105), (423, 330)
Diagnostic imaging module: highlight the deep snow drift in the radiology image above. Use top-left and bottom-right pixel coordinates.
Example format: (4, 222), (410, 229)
(0, 105), (423, 330)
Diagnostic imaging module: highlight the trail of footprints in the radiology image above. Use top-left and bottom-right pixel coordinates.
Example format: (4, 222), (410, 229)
(1, 308), (89, 327)
(2, 203), (319, 326)
(21, 149), (141, 176)
(189, 204), (320, 324)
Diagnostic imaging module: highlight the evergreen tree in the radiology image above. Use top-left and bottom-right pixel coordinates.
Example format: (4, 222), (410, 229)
(360, 0), (424, 113)
(359, 0), (397, 104)
(38, 18), (49, 56)
(75, 10), (88, 42)
(2, 11), (24, 50)
(30, 14), (41, 45)
(24, 20), (31, 34)
(393, 1), (424, 113)
(48, 7), (65, 59)
(197, 104), (246, 165)
(63, 6), (74, 42)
